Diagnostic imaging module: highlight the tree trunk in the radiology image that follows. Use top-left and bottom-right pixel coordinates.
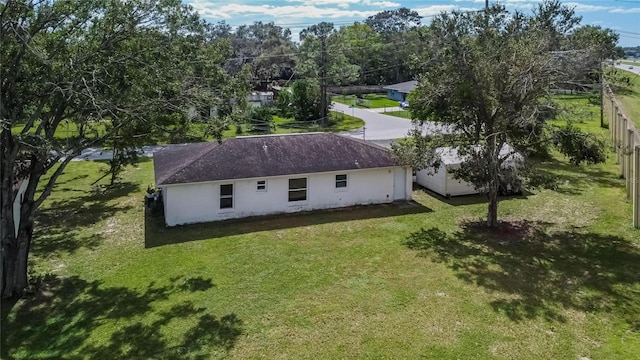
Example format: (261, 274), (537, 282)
(486, 186), (499, 228)
(1, 229), (31, 298)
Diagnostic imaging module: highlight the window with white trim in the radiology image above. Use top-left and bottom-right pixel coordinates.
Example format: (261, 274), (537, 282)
(219, 184), (233, 209)
(288, 178), (307, 202)
(257, 180), (267, 192)
(335, 174), (347, 189)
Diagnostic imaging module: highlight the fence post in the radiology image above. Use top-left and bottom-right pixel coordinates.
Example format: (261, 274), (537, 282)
(627, 129), (635, 200)
(611, 104), (620, 146)
(634, 145), (640, 229)
(611, 98), (615, 132)
(617, 115), (625, 167)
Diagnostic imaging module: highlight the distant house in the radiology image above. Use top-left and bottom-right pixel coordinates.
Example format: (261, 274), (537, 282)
(383, 80), (417, 102)
(248, 91), (274, 107)
(153, 133), (412, 226)
(415, 145), (523, 198)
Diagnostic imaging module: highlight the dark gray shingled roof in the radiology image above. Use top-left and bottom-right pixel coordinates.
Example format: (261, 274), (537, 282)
(153, 133), (398, 186)
(382, 80), (417, 94)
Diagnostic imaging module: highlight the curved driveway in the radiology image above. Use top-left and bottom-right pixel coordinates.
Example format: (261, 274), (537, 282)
(332, 102), (448, 141)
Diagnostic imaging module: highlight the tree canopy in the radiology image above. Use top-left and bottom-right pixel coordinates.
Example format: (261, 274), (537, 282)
(400, 0), (611, 227)
(0, 0), (240, 297)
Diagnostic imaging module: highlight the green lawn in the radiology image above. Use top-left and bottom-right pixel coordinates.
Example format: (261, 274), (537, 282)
(551, 94), (602, 130)
(2, 109), (639, 358)
(384, 110), (412, 119)
(619, 60), (639, 67)
(258, 112), (363, 135)
(12, 120), (109, 139)
(609, 69), (640, 129)
(332, 93), (400, 109)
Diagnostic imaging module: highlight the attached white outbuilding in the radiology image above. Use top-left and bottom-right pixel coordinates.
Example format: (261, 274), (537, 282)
(415, 145), (523, 198)
(153, 133), (412, 226)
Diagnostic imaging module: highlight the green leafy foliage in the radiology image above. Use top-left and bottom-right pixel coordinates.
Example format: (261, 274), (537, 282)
(291, 80), (321, 122)
(0, 0), (240, 297)
(248, 106), (274, 133)
(552, 124), (607, 165)
(406, 1), (612, 227)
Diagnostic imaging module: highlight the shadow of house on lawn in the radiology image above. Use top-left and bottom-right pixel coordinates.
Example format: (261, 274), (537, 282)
(145, 201), (432, 248)
(32, 181), (139, 257)
(1, 275), (242, 360)
(403, 220), (640, 330)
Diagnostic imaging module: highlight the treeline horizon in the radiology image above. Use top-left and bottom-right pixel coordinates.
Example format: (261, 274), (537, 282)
(203, 6), (627, 89)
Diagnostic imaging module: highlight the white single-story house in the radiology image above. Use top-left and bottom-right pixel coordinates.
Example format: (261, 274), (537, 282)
(153, 133), (412, 226)
(383, 80), (417, 102)
(248, 91), (274, 107)
(415, 144), (523, 198)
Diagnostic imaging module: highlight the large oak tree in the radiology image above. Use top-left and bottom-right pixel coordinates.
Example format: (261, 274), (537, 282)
(0, 0), (237, 297)
(404, 1), (610, 227)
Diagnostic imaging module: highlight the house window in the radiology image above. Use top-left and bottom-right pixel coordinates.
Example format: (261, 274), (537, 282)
(220, 184), (233, 209)
(335, 174), (347, 189)
(288, 178), (307, 202)
(257, 180), (267, 192)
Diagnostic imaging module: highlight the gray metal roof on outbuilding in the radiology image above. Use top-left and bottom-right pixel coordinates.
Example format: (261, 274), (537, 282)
(153, 133), (398, 186)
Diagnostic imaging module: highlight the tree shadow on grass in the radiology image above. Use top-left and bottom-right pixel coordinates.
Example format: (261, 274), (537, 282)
(403, 220), (640, 329)
(526, 157), (625, 196)
(32, 181), (139, 257)
(145, 201), (432, 248)
(0, 275), (241, 359)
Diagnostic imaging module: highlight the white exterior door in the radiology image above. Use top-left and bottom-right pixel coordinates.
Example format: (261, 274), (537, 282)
(393, 168), (406, 200)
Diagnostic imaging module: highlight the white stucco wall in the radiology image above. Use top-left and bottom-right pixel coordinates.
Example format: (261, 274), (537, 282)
(416, 167), (447, 196)
(416, 165), (477, 197)
(161, 167), (409, 226)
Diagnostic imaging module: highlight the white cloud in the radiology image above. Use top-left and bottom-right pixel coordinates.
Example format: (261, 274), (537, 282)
(609, 7), (640, 14)
(286, 0), (360, 8)
(362, 0), (401, 8)
(414, 5), (481, 17)
(563, 2), (615, 12)
(189, 2), (377, 20)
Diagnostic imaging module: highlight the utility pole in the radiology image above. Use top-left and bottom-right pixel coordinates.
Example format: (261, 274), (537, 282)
(485, 0), (489, 9)
(320, 35), (328, 127)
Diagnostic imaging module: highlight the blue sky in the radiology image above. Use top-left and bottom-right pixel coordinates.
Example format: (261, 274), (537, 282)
(186, 0), (640, 46)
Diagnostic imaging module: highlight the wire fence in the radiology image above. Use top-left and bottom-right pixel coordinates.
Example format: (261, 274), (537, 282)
(603, 83), (640, 228)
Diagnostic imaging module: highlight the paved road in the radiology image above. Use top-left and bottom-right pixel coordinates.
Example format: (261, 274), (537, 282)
(332, 102), (449, 141)
(71, 144), (188, 161)
(615, 63), (640, 76)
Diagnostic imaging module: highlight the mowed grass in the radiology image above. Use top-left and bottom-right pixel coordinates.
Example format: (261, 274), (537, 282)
(2, 116), (639, 358)
(270, 111), (364, 134)
(332, 93), (400, 109)
(384, 110), (412, 119)
(610, 69), (640, 129)
(619, 60), (639, 66)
